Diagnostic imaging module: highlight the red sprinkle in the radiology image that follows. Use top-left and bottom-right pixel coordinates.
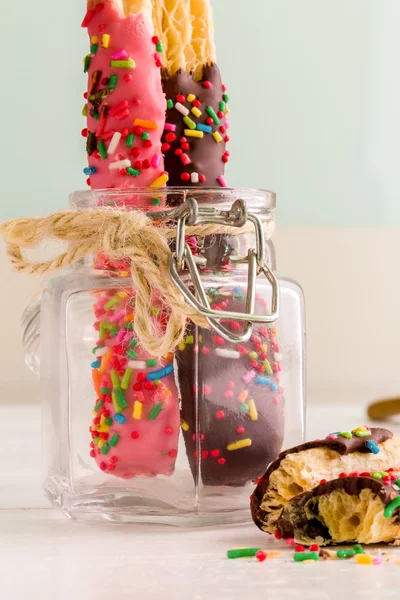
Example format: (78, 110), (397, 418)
(165, 132), (177, 143)
(164, 427), (173, 435)
(99, 461), (107, 471)
(168, 449), (177, 458)
(81, 9), (95, 28)
(175, 148), (183, 156)
(202, 450), (209, 459)
(81, 128), (88, 137)
(134, 160), (143, 170)
(203, 80), (212, 88)
(152, 36), (160, 44)
(131, 431), (140, 439)
(119, 168), (127, 176)
(198, 174), (206, 182)
(319, 479), (327, 485)
(218, 458), (226, 465)
(161, 143), (171, 152)
(295, 545), (305, 552)
(142, 159), (151, 169)
(90, 450), (95, 458)
(98, 24), (105, 32)
(360, 472), (371, 477)
(206, 117), (214, 125)
(181, 142), (190, 151)
(274, 531), (282, 540)
(180, 172), (190, 181)
(180, 137), (187, 143)
(217, 111), (224, 119)
(211, 449), (220, 458)
(192, 99), (201, 108)
(216, 410), (225, 419)
(121, 128), (129, 138)
(176, 94), (186, 103)
(256, 550), (267, 562)
(309, 544), (320, 552)
(133, 383), (142, 391)
(236, 426), (245, 435)
(339, 472), (347, 478)
(124, 74), (132, 82)
(143, 140), (153, 148)
(137, 372), (147, 383)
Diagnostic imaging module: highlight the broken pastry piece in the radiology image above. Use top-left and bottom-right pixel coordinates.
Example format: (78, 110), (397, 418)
(251, 427), (400, 534)
(276, 474), (400, 546)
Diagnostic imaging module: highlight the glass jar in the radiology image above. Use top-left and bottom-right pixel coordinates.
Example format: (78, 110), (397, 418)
(22, 187), (305, 525)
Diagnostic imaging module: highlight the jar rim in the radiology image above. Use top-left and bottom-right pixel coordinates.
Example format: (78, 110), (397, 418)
(69, 187), (276, 214)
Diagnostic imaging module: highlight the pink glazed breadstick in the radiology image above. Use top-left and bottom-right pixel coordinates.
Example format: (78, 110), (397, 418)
(83, 0), (180, 478)
(82, 0), (168, 189)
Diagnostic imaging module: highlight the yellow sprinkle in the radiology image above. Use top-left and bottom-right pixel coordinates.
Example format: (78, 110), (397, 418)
(261, 344), (268, 352)
(97, 439), (105, 449)
(355, 554), (373, 565)
(226, 105), (230, 115)
(133, 401), (143, 420)
(180, 420), (189, 431)
(82, 104), (88, 117)
(119, 271), (130, 277)
(191, 107), (202, 118)
(99, 349), (112, 375)
(237, 390), (248, 403)
(91, 35), (98, 44)
(150, 173), (169, 187)
(97, 423), (110, 433)
(118, 291), (128, 298)
(266, 552), (281, 558)
(352, 426), (367, 432)
(227, 438), (252, 451)
(178, 341), (186, 351)
(101, 34), (110, 48)
(92, 410), (96, 416)
(213, 132), (223, 143)
(248, 399), (258, 421)
(133, 118), (158, 130)
(184, 129), (204, 138)
(187, 94), (196, 102)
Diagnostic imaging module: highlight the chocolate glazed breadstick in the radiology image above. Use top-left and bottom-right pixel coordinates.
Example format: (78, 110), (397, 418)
(153, 0), (230, 187)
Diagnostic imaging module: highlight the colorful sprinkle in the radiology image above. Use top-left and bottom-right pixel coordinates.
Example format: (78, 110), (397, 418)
(227, 548), (261, 559)
(226, 438), (252, 451)
(184, 129), (204, 138)
(110, 58), (136, 69)
(148, 402), (163, 420)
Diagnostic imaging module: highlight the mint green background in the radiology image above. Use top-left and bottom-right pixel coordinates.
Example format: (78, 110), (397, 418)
(2, 0), (400, 224)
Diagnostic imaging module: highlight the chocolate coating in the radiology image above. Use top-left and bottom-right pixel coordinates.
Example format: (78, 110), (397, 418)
(251, 428), (393, 527)
(177, 290), (285, 487)
(162, 64), (228, 189)
(276, 476), (399, 541)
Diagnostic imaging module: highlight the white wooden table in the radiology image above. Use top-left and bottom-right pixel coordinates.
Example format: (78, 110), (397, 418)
(2, 396), (400, 600)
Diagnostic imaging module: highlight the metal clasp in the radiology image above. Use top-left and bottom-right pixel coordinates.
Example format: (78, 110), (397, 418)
(168, 199), (280, 344)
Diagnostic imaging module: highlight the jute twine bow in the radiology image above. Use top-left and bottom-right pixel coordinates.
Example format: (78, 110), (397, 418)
(0, 208), (275, 357)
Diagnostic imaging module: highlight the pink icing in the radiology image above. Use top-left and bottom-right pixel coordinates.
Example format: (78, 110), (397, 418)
(85, 4), (166, 189)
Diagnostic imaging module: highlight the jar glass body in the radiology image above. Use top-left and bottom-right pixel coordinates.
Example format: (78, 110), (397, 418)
(26, 188), (305, 525)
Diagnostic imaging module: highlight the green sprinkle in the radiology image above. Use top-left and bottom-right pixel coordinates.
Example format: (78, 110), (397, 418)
(395, 479), (400, 488)
(337, 550), (356, 559)
(263, 360), (273, 376)
(121, 367), (133, 390)
(151, 197), (161, 206)
(353, 544), (364, 554)
(340, 432), (352, 439)
(167, 99), (174, 109)
(185, 335), (194, 344)
(293, 552), (319, 562)
(206, 106), (220, 124)
(109, 328), (119, 338)
(94, 401), (103, 412)
(240, 402), (249, 413)
(99, 322), (106, 340)
(100, 386), (112, 395)
(146, 359), (158, 367)
(156, 41), (163, 52)
(90, 43), (98, 54)
(101, 443), (110, 455)
(108, 74), (118, 89)
(371, 471), (383, 479)
(129, 338), (138, 347)
(208, 288), (217, 296)
(115, 388), (128, 409)
(126, 167), (140, 177)
(219, 100), (226, 112)
(110, 59), (135, 69)
(354, 430), (371, 437)
(84, 55), (91, 73)
(384, 496), (400, 518)
(104, 296), (121, 311)
(141, 132), (150, 140)
(98, 141), (108, 159)
(125, 322), (135, 331)
(227, 548), (261, 559)
(223, 93), (229, 102)
(183, 116), (196, 129)
(111, 370), (120, 389)
(112, 391), (121, 413)
(110, 434), (120, 447)
(126, 133), (134, 147)
(82, 104), (88, 117)
(126, 349), (138, 359)
(93, 437), (100, 445)
(105, 417), (113, 426)
(148, 402), (163, 420)
(92, 345), (105, 355)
